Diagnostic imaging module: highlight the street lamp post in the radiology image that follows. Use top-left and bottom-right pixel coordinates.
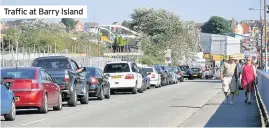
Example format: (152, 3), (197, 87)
(264, 0), (268, 71)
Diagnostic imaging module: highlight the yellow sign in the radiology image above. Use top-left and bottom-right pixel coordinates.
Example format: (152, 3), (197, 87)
(203, 54), (211, 60)
(212, 55), (226, 61)
(101, 36), (112, 43)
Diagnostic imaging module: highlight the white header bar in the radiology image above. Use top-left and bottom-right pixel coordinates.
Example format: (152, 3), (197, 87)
(0, 5), (87, 18)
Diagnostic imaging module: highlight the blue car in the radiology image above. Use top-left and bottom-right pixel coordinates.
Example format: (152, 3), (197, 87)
(1, 77), (16, 121)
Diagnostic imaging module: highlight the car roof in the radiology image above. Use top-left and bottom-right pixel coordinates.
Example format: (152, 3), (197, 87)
(34, 56), (70, 60)
(1, 67), (41, 70)
(106, 61), (131, 64)
(143, 66), (154, 68)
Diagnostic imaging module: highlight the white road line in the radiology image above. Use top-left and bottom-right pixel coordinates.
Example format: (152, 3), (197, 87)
(21, 118), (48, 126)
(58, 112), (69, 116)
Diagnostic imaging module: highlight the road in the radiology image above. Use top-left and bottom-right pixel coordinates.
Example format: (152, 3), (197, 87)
(2, 80), (222, 127)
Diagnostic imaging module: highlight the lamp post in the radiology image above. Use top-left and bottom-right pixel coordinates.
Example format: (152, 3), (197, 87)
(249, 5), (264, 68)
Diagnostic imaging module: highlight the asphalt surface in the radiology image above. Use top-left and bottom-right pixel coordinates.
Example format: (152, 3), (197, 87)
(1, 79), (256, 127)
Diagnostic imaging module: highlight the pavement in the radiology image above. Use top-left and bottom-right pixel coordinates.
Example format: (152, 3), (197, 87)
(1, 80), (261, 127)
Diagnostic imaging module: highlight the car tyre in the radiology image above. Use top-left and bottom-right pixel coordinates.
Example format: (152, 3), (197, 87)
(97, 87), (104, 100)
(138, 86), (144, 93)
(67, 88), (77, 107)
(4, 100), (16, 121)
(81, 86), (89, 104)
(53, 92), (62, 111)
(180, 77), (184, 82)
(39, 94), (48, 114)
(132, 82), (138, 94)
(105, 87), (110, 99)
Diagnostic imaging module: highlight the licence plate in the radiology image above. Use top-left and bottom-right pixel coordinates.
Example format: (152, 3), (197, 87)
(193, 74), (198, 76)
(112, 75), (122, 79)
(14, 97), (20, 102)
(115, 82), (119, 84)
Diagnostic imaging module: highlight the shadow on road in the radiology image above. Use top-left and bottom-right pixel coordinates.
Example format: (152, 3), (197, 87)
(204, 91), (261, 127)
(15, 109), (53, 115)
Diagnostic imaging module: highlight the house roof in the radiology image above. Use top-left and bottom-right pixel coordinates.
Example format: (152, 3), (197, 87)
(5, 19), (36, 28)
(84, 22), (99, 27)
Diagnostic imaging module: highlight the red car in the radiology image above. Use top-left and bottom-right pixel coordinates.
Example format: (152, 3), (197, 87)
(1, 67), (62, 113)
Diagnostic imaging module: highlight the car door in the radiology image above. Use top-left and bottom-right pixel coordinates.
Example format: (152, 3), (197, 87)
(98, 68), (109, 93)
(1, 83), (11, 114)
(40, 70), (53, 106)
(70, 60), (83, 93)
(132, 63), (143, 87)
(44, 70), (59, 105)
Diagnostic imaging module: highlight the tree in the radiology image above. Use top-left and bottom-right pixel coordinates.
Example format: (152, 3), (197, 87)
(128, 8), (199, 65)
(201, 16), (232, 35)
(61, 18), (75, 32)
(121, 20), (131, 28)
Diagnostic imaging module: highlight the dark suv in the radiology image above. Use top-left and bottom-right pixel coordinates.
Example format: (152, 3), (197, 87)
(179, 65), (193, 80)
(32, 56), (89, 107)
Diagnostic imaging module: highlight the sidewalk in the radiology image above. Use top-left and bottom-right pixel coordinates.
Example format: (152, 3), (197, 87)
(180, 90), (261, 127)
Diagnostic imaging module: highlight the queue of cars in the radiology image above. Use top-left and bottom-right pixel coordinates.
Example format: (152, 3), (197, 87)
(0, 56), (197, 121)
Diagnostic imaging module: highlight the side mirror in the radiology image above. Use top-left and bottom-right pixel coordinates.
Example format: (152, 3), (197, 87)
(5, 82), (13, 89)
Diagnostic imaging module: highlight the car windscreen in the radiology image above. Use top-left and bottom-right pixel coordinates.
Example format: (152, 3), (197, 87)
(32, 58), (71, 70)
(86, 67), (96, 77)
(179, 66), (189, 71)
(191, 68), (201, 72)
(104, 63), (130, 73)
(154, 66), (162, 72)
(1, 69), (36, 79)
(143, 68), (153, 73)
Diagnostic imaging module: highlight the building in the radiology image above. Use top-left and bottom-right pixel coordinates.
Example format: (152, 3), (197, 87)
(74, 20), (84, 31)
(84, 22), (99, 33)
(4, 19), (36, 29)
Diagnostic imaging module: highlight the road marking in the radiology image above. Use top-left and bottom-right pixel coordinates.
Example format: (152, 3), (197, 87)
(58, 112), (69, 116)
(21, 118), (47, 126)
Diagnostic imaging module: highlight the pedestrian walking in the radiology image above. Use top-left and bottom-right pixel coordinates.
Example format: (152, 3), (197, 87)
(241, 56), (257, 104)
(220, 56), (237, 104)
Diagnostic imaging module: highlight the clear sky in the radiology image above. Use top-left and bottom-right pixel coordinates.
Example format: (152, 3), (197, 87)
(1, 0), (266, 24)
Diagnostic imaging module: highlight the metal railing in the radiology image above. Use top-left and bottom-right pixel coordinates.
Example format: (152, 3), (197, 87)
(256, 70), (269, 127)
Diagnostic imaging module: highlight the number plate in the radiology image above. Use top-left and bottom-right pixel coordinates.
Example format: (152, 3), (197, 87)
(112, 75), (122, 79)
(193, 74), (198, 76)
(14, 97), (20, 102)
(115, 82), (119, 84)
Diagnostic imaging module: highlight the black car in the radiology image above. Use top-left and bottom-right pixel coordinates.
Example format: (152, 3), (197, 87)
(160, 66), (172, 84)
(140, 68), (150, 90)
(85, 67), (110, 100)
(32, 56), (89, 107)
(191, 67), (202, 79)
(154, 65), (167, 86)
(179, 65), (193, 80)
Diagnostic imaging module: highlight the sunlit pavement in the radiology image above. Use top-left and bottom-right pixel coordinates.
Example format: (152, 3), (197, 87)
(1, 79), (260, 127)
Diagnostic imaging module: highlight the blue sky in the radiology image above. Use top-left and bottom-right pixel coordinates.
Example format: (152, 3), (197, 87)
(1, 0), (265, 24)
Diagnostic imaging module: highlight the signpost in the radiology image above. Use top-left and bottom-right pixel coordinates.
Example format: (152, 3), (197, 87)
(165, 49), (172, 64)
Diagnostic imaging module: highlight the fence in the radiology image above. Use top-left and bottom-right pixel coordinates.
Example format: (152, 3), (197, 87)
(256, 70), (269, 127)
(0, 45), (121, 69)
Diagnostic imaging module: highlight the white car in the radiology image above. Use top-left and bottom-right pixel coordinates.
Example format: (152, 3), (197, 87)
(103, 61), (144, 94)
(143, 66), (161, 88)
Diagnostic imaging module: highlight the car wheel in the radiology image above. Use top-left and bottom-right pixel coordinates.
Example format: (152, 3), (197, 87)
(53, 92), (62, 111)
(180, 77), (184, 82)
(132, 82), (138, 94)
(97, 87), (104, 100)
(138, 85), (144, 93)
(38, 94), (48, 114)
(67, 88), (77, 107)
(4, 100), (16, 121)
(80, 86), (89, 104)
(105, 87), (110, 99)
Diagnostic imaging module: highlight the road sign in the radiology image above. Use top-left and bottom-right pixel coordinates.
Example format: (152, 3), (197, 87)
(165, 49), (171, 64)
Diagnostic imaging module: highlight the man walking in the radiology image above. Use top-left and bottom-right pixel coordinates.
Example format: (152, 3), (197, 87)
(220, 56), (237, 104)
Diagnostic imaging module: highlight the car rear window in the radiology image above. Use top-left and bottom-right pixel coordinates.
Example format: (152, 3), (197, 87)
(143, 68), (153, 73)
(191, 68), (201, 72)
(180, 66), (189, 71)
(104, 63), (130, 73)
(86, 67), (96, 76)
(1, 69), (36, 79)
(32, 58), (71, 70)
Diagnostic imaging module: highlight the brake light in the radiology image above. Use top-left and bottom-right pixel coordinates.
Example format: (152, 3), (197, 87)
(91, 77), (99, 84)
(125, 74), (134, 79)
(31, 80), (40, 90)
(65, 70), (70, 83)
(151, 74), (155, 78)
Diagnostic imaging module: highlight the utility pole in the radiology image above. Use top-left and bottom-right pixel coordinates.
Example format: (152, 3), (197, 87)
(260, 0), (263, 68)
(264, 0), (268, 71)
